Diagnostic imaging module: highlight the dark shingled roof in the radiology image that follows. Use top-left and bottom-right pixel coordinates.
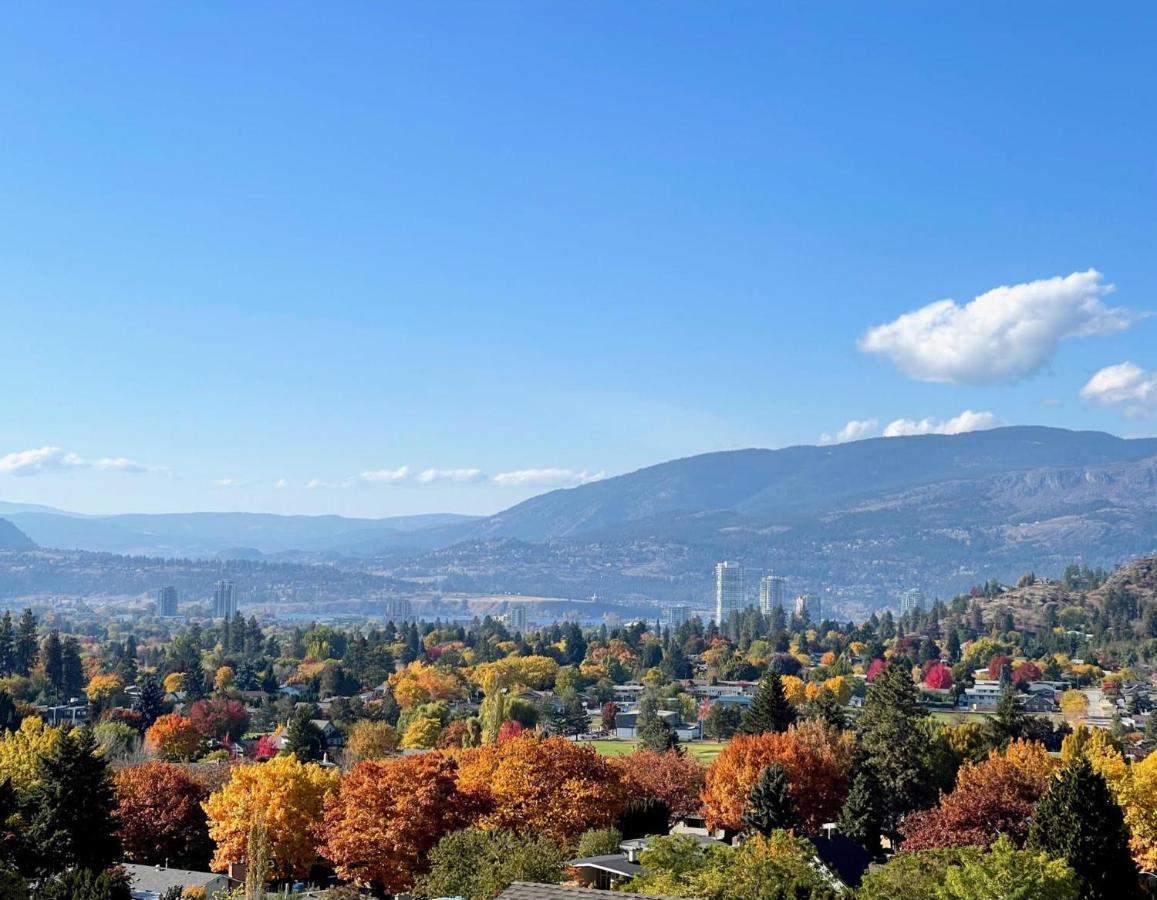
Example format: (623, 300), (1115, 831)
(498, 883), (682, 900)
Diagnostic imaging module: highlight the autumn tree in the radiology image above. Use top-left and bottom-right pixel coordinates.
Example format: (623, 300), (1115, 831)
(319, 754), (478, 893)
(144, 714), (203, 762)
(344, 720), (398, 764)
(204, 754), (339, 879)
(1028, 756), (1140, 900)
(456, 735), (625, 842)
(114, 762), (212, 869)
(414, 828), (566, 900)
(188, 699), (249, 743)
(901, 740), (1055, 850)
(609, 748), (705, 820)
(702, 720), (854, 833)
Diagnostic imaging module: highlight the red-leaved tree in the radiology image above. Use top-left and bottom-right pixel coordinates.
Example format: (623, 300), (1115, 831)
(923, 662), (953, 690)
(114, 762), (213, 869)
(189, 699), (250, 743)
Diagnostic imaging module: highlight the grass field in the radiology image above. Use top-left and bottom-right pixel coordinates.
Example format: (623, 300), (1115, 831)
(586, 739), (727, 764)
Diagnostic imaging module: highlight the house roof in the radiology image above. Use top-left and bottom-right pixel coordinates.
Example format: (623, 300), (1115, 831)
(567, 855), (642, 878)
(811, 835), (873, 888)
(124, 862), (224, 895)
(498, 883), (681, 900)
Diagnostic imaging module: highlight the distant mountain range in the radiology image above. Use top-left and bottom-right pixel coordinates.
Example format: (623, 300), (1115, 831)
(4, 426), (1157, 614)
(0, 506), (476, 558)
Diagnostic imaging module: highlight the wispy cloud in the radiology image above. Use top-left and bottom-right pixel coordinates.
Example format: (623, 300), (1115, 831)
(859, 270), (1136, 384)
(358, 466), (410, 484)
(1080, 362), (1157, 417)
(306, 464), (605, 490)
(883, 410), (1000, 437)
(819, 419), (879, 445)
(215, 477), (246, 488)
(274, 478), (290, 489)
(492, 468), (606, 488)
(0, 446), (154, 477)
(417, 468), (486, 483)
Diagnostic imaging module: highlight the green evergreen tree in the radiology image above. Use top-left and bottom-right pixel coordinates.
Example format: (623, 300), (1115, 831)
(14, 611), (37, 678)
(0, 614), (14, 677)
(837, 769), (884, 855)
(284, 709), (326, 762)
(742, 763), (799, 836)
(40, 632), (63, 697)
(1028, 756), (1140, 900)
(61, 638), (84, 700)
(181, 661), (209, 703)
(739, 672), (797, 735)
(131, 673), (167, 730)
(987, 685), (1028, 749)
(21, 727), (122, 878)
(857, 663), (934, 837)
(549, 693), (590, 737)
(114, 636), (138, 685)
(637, 689), (679, 752)
(805, 691), (848, 731)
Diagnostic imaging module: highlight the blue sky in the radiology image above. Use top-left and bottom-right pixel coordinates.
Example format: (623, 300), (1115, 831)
(1, 4), (1155, 517)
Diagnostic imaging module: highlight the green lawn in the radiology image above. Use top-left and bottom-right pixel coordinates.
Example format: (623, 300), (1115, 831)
(586, 739), (727, 764)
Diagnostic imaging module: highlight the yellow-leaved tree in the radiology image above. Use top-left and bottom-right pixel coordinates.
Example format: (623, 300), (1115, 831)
(203, 755), (339, 879)
(0, 717), (64, 795)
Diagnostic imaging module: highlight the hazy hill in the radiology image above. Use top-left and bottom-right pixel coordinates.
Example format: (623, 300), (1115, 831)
(3, 510), (476, 558)
(398, 427), (1157, 612)
(0, 519), (34, 551)
(456, 427), (1157, 541)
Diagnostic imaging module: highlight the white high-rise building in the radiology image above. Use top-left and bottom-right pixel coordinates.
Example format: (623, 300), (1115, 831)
(714, 561), (747, 623)
(212, 580), (237, 619)
(665, 604), (692, 627)
(507, 605), (528, 632)
(759, 575), (786, 615)
(793, 593), (810, 619)
(900, 588), (923, 616)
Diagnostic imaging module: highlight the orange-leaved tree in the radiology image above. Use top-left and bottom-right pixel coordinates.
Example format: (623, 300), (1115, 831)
(901, 739), (1055, 850)
(114, 761), (213, 869)
(701, 720), (854, 832)
(145, 713), (204, 762)
(203, 754), (339, 879)
(609, 748), (706, 819)
(456, 734), (624, 842)
(318, 753), (480, 894)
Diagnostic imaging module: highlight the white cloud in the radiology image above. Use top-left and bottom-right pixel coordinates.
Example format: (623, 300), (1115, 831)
(358, 466), (410, 484)
(417, 468), (485, 483)
(0, 446), (152, 477)
(819, 419), (879, 445)
(1080, 362), (1157, 416)
(859, 269), (1135, 384)
(215, 478), (245, 488)
(492, 468), (606, 488)
(274, 478), (290, 489)
(883, 409), (1000, 437)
